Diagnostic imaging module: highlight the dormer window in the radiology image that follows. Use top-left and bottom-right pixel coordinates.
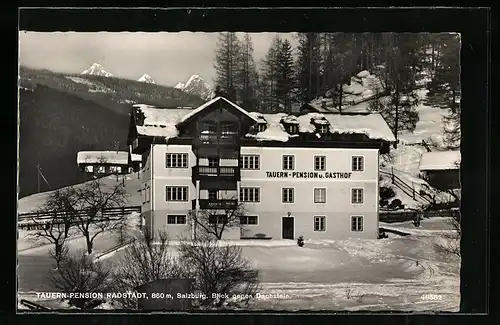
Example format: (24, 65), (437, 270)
(256, 123), (267, 133)
(288, 124), (299, 134)
(318, 125), (329, 134)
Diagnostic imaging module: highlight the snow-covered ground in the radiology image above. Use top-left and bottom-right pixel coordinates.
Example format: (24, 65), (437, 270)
(377, 87), (458, 209)
(18, 174), (142, 214)
(19, 218), (459, 312)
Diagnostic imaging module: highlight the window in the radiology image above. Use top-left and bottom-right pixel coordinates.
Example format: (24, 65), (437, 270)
(166, 186), (189, 201)
(352, 156), (364, 171)
(167, 215), (187, 225)
(209, 215), (228, 225)
(282, 155), (295, 171)
(240, 155), (260, 170)
(351, 216), (363, 231)
(288, 124), (299, 134)
(351, 188), (364, 204)
(240, 187), (260, 202)
(146, 186), (150, 203)
(110, 166), (121, 173)
(97, 166), (105, 174)
(208, 189), (218, 201)
(240, 216), (258, 225)
(256, 123), (267, 132)
(166, 153), (188, 168)
(314, 188), (326, 203)
(318, 125), (329, 134)
(314, 216), (326, 231)
(85, 165), (94, 173)
(314, 156), (326, 171)
(208, 157), (219, 167)
(282, 188), (294, 203)
(220, 122), (238, 135)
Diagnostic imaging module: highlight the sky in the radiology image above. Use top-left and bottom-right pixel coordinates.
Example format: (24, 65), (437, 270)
(19, 32), (297, 88)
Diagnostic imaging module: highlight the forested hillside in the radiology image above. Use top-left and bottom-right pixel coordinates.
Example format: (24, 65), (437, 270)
(213, 32), (460, 149)
(19, 66), (206, 114)
(18, 67), (206, 198)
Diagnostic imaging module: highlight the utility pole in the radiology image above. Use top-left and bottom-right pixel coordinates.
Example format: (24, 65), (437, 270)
(37, 164), (40, 193)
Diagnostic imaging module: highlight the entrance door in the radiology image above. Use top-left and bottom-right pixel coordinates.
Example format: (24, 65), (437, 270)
(282, 217), (294, 239)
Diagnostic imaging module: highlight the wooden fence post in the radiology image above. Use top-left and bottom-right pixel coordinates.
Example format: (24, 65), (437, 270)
(412, 183), (415, 200)
(391, 167), (395, 183)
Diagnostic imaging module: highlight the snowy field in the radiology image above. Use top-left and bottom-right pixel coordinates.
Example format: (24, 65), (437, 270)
(17, 174), (143, 214)
(19, 217), (459, 311)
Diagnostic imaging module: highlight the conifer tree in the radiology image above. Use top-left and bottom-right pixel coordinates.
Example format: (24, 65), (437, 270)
(213, 32), (241, 101)
(295, 33), (322, 103)
(275, 39), (295, 112)
(235, 33), (259, 110)
(260, 35), (282, 112)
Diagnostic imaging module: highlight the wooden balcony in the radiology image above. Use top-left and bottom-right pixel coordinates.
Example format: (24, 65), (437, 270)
(191, 199), (239, 210)
(192, 134), (241, 148)
(192, 166), (240, 180)
(192, 166), (240, 189)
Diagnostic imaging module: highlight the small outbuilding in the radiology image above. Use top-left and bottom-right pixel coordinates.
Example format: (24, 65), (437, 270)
(77, 151), (130, 176)
(419, 150), (461, 191)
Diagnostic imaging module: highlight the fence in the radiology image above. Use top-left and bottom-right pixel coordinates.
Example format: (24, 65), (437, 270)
(379, 208), (460, 223)
(18, 205), (142, 230)
(380, 169), (434, 206)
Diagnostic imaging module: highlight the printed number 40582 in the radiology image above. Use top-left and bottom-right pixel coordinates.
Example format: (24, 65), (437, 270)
(421, 294), (443, 301)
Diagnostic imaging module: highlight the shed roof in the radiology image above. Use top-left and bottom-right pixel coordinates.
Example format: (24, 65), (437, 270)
(419, 150), (461, 171)
(77, 151), (129, 165)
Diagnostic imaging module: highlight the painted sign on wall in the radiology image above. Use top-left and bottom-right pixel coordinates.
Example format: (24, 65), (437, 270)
(265, 171), (352, 179)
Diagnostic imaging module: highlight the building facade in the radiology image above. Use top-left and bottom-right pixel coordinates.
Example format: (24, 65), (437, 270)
(128, 97), (396, 240)
(77, 151), (131, 177)
(419, 150), (461, 191)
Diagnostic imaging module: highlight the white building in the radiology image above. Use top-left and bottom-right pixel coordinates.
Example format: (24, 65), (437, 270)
(127, 97), (396, 240)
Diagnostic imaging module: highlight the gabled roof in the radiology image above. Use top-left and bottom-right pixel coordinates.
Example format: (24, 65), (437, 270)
(419, 151), (461, 171)
(77, 151), (129, 165)
(177, 97), (260, 126)
(131, 98), (396, 143)
(132, 104), (192, 138)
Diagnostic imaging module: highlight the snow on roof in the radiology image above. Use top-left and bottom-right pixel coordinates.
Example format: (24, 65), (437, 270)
(324, 113), (396, 142)
(131, 153), (142, 162)
(178, 97), (260, 124)
(133, 104), (192, 139)
(281, 115), (299, 125)
(246, 113), (291, 142)
(246, 112), (395, 142)
(419, 150), (461, 171)
(248, 112), (267, 124)
(77, 151), (129, 165)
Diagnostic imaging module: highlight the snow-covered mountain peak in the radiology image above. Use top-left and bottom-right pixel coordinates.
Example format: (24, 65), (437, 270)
(138, 73), (156, 84)
(175, 74), (214, 101)
(81, 63), (113, 77)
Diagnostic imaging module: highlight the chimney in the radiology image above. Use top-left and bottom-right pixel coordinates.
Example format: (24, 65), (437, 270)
(214, 85), (222, 97)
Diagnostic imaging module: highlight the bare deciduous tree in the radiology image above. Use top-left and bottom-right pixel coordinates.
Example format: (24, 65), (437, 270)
(178, 235), (259, 308)
(48, 250), (113, 309)
(189, 198), (247, 240)
(111, 229), (183, 309)
(73, 177), (130, 254)
(27, 188), (79, 268)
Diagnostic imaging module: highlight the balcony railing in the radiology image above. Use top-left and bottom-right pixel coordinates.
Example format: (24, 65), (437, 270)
(192, 166), (240, 178)
(191, 199), (239, 210)
(193, 134), (240, 147)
